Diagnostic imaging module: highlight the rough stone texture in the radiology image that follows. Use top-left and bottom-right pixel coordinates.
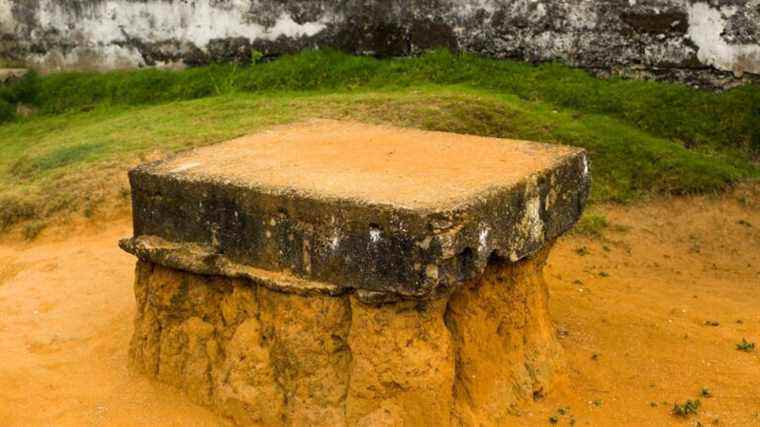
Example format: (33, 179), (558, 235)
(130, 260), (353, 426)
(129, 242), (562, 426)
(447, 246), (564, 423)
(121, 122), (582, 424)
(120, 120), (590, 301)
(1, 0), (758, 87)
(346, 296), (454, 426)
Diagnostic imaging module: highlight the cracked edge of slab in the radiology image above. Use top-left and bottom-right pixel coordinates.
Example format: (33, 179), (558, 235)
(119, 235), (346, 298)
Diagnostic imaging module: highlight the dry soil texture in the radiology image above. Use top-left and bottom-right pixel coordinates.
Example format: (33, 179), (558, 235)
(0, 190), (758, 426)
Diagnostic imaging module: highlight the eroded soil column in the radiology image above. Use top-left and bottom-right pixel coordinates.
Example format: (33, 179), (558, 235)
(120, 120), (590, 425)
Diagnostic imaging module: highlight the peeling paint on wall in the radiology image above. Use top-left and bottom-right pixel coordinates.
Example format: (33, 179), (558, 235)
(0, 0), (758, 87)
(688, 2), (760, 77)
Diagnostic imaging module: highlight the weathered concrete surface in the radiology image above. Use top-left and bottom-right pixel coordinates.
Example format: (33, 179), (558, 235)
(122, 121), (581, 424)
(129, 261), (353, 426)
(129, 244), (563, 426)
(1, 0), (758, 86)
(447, 246), (565, 423)
(120, 120), (589, 301)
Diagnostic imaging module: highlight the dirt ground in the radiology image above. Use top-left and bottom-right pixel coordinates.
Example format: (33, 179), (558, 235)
(0, 190), (758, 426)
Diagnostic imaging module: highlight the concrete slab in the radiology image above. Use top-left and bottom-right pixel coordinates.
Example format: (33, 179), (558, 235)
(121, 120), (590, 300)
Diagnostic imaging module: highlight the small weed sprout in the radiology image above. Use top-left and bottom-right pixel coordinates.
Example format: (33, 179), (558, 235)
(250, 49), (264, 64)
(736, 338), (756, 352)
(575, 246), (590, 256)
(119, 187), (131, 199)
(22, 220), (45, 240)
(573, 213), (609, 238)
(83, 204), (95, 218)
(672, 399), (700, 417)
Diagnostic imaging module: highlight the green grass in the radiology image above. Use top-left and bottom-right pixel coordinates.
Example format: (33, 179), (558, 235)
(3, 49), (759, 154)
(0, 49), (758, 234)
(572, 213), (612, 239)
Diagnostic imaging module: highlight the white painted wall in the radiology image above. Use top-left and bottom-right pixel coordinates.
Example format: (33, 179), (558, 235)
(0, 0), (757, 82)
(688, 2), (760, 76)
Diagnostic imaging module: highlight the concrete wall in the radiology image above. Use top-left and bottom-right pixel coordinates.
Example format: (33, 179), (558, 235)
(1, 0), (759, 87)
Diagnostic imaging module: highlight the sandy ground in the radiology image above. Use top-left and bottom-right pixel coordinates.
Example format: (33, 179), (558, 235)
(0, 191), (758, 426)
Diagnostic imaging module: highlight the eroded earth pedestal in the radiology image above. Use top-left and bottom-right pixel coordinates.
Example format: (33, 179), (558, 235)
(120, 120), (589, 426)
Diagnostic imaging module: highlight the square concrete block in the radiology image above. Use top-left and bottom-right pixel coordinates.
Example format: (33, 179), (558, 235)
(121, 120), (589, 301)
(121, 120), (591, 425)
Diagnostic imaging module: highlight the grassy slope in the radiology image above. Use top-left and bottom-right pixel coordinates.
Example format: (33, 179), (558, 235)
(1, 50), (758, 233)
(2, 85), (757, 234)
(4, 50), (759, 153)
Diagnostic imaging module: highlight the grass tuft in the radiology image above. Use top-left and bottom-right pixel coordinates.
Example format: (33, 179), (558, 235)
(22, 220), (45, 241)
(572, 213), (611, 238)
(737, 338), (756, 352)
(672, 399), (701, 417)
(0, 194), (36, 232)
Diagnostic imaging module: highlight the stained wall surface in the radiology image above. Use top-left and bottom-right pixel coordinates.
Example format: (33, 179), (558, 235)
(2, 0), (758, 86)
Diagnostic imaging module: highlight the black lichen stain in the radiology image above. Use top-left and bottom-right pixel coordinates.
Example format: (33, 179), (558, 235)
(620, 11), (688, 34)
